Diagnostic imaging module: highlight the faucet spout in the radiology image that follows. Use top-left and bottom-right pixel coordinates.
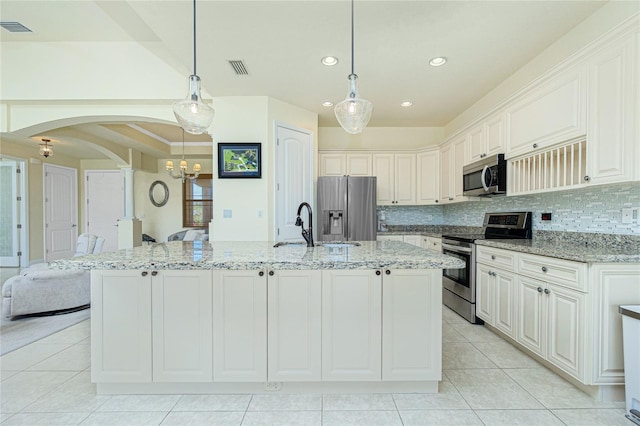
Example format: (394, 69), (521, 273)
(296, 202), (314, 247)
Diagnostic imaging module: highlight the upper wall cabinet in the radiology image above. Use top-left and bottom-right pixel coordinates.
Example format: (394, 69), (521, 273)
(319, 152), (373, 176)
(467, 113), (505, 164)
(373, 153), (416, 205)
(439, 136), (470, 204)
(586, 31), (639, 185)
(506, 65), (587, 158)
(416, 150), (440, 205)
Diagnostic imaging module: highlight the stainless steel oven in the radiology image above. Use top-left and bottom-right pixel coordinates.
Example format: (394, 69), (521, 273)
(442, 211), (532, 324)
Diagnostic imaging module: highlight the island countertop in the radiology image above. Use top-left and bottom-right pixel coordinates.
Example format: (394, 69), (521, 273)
(51, 240), (465, 271)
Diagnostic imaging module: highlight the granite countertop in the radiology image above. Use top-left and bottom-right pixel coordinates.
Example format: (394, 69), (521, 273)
(475, 239), (640, 263)
(51, 240), (465, 271)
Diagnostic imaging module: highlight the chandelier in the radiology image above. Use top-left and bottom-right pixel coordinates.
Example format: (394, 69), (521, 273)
(172, 0), (215, 135)
(334, 0), (373, 134)
(166, 130), (201, 182)
(39, 139), (54, 158)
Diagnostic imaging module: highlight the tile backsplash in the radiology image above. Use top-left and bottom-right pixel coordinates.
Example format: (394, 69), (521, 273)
(377, 182), (640, 235)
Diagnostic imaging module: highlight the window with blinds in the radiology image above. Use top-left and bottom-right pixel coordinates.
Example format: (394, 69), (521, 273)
(182, 174), (213, 228)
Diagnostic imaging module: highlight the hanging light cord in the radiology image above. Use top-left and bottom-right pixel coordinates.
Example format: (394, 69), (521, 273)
(192, 0), (197, 75)
(350, 0), (355, 76)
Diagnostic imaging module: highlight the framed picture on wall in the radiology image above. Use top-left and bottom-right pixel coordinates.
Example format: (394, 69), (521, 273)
(217, 143), (262, 179)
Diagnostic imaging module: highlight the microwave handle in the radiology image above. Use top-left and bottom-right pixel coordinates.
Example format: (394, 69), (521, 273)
(481, 165), (491, 192)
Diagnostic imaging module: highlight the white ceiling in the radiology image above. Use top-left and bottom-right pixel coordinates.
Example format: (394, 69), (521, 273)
(0, 0), (607, 159)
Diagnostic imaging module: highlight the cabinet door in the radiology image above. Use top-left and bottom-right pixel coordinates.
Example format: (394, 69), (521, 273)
(439, 144), (453, 202)
(212, 270), (267, 382)
(394, 154), (416, 205)
(372, 154), (394, 205)
(346, 153), (373, 176)
(494, 270), (517, 338)
(546, 284), (585, 380)
(152, 270), (212, 382)
(416, 150), (439, 205)
(590, 264), (640, 385)
(485, 114), (505, 157)
(377, 235), (404, 242)
(319, 153), (346, 176)
(402, 235), (422, 247)
(382, 269), (441, 381)
(453, 136), (468, 199)
(506, 66), (587, 157)
(322, 270), (381, 381)
(587, 34), (638, 185)
(475, 265), (494, 325)
(91, 270), (152, 383)
(516, 277), (545, 357)
(267, 270), (321, 381)
(467, 125), (485, 163)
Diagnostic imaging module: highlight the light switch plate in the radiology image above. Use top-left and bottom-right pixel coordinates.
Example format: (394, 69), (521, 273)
(223, 209), (232, 218)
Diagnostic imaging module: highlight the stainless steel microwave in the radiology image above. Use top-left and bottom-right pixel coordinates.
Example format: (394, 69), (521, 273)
(462, 154), (506, 196)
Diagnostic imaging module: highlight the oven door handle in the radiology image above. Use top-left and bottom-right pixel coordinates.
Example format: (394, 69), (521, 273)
(442, 243), (473, 254)
(481, 165), (491, 192)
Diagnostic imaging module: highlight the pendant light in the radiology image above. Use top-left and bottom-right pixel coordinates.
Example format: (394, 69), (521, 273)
(173, 0), (214, 135)
(166, 130), (201, 183)
(334, 0), (373, 134)
(39, 138), (54, 158)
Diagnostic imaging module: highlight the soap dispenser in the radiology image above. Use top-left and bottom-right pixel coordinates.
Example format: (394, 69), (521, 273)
(378, 210), (387, 232)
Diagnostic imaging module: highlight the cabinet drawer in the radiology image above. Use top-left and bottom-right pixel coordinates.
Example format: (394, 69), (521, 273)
(518, 253), (587, 292)
(476, 246), (516, 272)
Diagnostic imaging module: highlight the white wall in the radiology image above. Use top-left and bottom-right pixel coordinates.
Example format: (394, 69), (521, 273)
(318, 127), (444, 151)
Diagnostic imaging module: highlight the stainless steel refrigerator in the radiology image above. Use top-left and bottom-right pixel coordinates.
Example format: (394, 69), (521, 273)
(317, 176), (377, 241)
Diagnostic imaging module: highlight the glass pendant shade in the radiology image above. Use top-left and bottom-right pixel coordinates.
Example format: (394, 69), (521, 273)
(334, 74), (373, 134)
(39, 143), (53, 158)
(173, 75), (215, 135)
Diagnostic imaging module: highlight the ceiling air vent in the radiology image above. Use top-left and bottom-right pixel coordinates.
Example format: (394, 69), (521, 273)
(0, 22), (32, 33)
(228, 60), (249, 75)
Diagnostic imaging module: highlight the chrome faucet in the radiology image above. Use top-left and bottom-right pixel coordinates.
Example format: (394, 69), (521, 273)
(295, 202), (314, 247)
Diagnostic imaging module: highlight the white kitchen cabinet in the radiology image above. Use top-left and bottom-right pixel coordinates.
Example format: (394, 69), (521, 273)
(506, 65), (587, 158)
(322, 269), (382, 381)
(402, 235), (422, 247)
(586, 32), (639, 186)
(467, 114), (506, 164)
(440, 137), (469, 203)
(212, 270), (267, 382)
(421, 236), (442, 252)
(517, 275), (585, 381)
(590, 264), (640, 384)
(382, 268), (442, 381)
(346, 153), (373, 176)
(476, 264), (517, 338)
(416, 150), (440, 204)
(319, 152), (346, 176)
(373, 153), (416, 205)
(439, 143), (453, 203)
(267, 269), (322, 382)
(377, 234), (404, 242)
(91, 270), (152, 384)
(152, 270), (212, 382)
(453, 136), (468, 200)
(476, 265), (495, 325)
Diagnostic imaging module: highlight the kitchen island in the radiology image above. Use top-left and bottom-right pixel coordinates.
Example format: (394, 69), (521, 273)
(53, 240), (463, 395)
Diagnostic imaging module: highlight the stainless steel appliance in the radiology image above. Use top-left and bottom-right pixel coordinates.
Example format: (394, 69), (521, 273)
(442, 211), (532, 323)
(317, 176), (377, 241)
(463, 154), (507, 196)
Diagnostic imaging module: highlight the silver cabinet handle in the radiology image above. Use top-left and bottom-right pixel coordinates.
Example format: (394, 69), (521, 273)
(141, 271), (148, 277)
(544, 288), (550, 295)
(259, 271), (264, 277)
(584, 175), (590, 182)
(151, 271), (158, 276)
(491, 255), (496, 260)
(537, 287), (543, 293)
(533, 143), (538, 149)
(541, 266), (548, 273)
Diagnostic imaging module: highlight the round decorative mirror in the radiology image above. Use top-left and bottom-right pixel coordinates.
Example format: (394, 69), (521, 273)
(149, 180), (169, 207)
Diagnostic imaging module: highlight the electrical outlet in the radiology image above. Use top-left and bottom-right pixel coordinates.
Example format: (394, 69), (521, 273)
(223, 209), (232, 219)
(425, 214), (433, 222)
(264, 382), (282, 391)
(622, 208), (634, 224)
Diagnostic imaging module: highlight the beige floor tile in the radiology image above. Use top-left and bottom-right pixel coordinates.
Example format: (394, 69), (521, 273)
(0, 411), (88, 425)
(27, 344), (90, 371)
(241, 410), (321, 425)
(173, 394), (251, 411)
(474, 409), (565, 425)
(323, 394), (396, 410)
(392, 382), (470, 410)
(0, 370), (76, 413)
(0, 370), (20, 381)
(442, 307), (467, 324)
(96, 394), (181, 412)
(448, 322), (504, 343)
(551, 408), (631, 425)
(247, 394), (321, 411)
(22, 372), (109, 413)
(472, 340), (542, 369)
(442, 323), (468, 343)
(442, 342), (497, 369)
(322, 410), (403, 426)
(37, 320), (90, 345)
(79, 411), (169, 426)
(399, 409), (483, 425)
(0, 342), (70, 371)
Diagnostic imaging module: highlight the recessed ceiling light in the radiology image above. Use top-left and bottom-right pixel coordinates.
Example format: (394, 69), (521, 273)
(321, 56), (339, 66)
(429, 57), (447, 67)
(322, 101), (334, 107)
(400, 101), (413, 107)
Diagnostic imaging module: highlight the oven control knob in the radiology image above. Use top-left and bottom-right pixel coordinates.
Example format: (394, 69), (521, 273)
(537, 287), (543, 293)
(541, 266), (548, 273)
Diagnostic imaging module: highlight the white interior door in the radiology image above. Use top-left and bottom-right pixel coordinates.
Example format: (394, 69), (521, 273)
(44, 164), (78, 261)
(0, 159), (26, 267)
(275, 123), (314, 242)
(85, 170), (124, 252)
